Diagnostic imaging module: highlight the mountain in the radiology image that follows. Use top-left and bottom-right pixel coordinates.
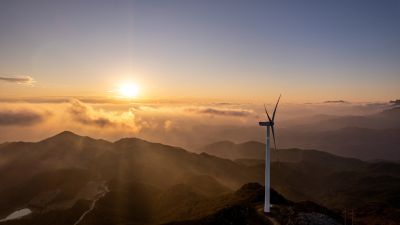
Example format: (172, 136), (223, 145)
(199, 140), (400, 210)
(196, 141), (265, 160)
(187, 107), (400, 160)
(279, 127), (400, 160)
(199, 141), (366, 171)
(0, 131), (262, 222)
(0, 131), (399, 224)
(83, 182), (344, 225)
(181, 175), (232, 197)
(278, 107), (400, 160)
(164, 183), (345, 225)
(0, 131), (261, 192)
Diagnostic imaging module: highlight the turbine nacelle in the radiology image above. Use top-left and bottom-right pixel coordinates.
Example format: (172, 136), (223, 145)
(259, 95), (281, 151)
(258, 121), (273, 126)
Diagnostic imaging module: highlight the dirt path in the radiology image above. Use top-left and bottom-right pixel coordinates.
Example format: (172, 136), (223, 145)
(73, 182), (109, 225)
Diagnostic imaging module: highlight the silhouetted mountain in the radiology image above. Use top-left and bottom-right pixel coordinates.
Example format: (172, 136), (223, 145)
(200, 141), (366, 170)
(0, 131), (262, 222)
(164, 183), (344, 225)
(197, 140), (264, 160)
(0, 131), (399, 224)
(199, 140), (400, 212)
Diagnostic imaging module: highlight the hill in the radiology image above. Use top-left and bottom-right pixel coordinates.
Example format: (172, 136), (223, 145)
(0, 131), (399, 224)
(0, 131), (262, 221)
(199, 140), (400, 210)
(196, 140), (265, 160)
(199, 141), (366, 171)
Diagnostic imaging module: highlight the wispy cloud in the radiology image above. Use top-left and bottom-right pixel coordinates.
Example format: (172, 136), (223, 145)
(0, 110), (44, 126)
(0, 76), (36, 85)
(185, 107), (253, 117)
(68, 99), (142, 131)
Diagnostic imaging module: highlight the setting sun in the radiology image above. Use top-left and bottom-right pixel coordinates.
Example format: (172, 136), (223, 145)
(117, 83), (139, 98)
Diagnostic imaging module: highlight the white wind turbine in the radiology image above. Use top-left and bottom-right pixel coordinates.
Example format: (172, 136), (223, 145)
(258, 95), (281, 213)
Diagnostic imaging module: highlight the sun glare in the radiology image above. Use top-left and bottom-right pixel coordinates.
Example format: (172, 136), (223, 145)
(117, 83), (139, 98)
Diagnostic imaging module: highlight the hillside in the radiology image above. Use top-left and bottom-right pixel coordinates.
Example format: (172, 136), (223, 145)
(196, 141), (265, 160)
(199, 141), (400, 209)
(0, 131), (399, 224)
(0, 131), (262, 220)
(199, 141), (366, 171)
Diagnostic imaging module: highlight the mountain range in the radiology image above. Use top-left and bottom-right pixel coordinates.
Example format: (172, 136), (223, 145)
(189, 107), (400, 160)
(0, 131), (399, 224)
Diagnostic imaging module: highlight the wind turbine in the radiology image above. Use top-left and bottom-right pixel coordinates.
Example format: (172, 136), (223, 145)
(259, 95), (281, 213)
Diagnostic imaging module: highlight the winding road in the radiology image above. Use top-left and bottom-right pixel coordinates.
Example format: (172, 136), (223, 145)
(73, 182), (109, 225)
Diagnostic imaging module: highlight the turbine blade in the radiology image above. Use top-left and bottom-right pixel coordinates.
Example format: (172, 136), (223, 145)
(272, 94), (281, 121)
(264, 104), (272, 122)
(271, 125), (277, 150)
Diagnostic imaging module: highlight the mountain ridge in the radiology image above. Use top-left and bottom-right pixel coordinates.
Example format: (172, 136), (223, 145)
(0, 131), (399, 224)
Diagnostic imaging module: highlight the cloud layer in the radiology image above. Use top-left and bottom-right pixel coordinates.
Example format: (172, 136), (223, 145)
(0, 76), (35, 85)
(0, 110), (43, 126)
(0, 98), (392, 149)
(185, 107), (253, 117)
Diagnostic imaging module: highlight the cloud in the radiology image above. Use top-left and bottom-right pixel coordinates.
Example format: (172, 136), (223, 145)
(69, 99), (114, 127)
(185, 107), (253, 117)
(0, 110), (43, 126)
(323, 100), (349, 104)
(68, 99), (142, 132)
(164, 120), (173, 131)
(0, 76), (36, 85)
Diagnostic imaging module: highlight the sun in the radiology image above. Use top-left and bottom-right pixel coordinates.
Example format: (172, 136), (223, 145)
(117, 83), (139, 98)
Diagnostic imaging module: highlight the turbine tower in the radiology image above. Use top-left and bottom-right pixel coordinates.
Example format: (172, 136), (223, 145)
(259, 95), (281, 213)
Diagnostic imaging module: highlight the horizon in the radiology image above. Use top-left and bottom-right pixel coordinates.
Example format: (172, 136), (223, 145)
(0, 0), (399, 160)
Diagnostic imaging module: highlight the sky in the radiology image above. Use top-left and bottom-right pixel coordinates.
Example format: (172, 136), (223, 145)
(0, 0), (399, 102)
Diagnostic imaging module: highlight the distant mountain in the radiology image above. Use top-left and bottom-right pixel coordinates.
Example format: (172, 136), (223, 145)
(289, 107), (400, 131)
(196, 141), (264, 160)
(199, 141), (366, 171)
(193, 107), (400, 160)
(278, 108), (400, 158)
(279, 127), (400, 160)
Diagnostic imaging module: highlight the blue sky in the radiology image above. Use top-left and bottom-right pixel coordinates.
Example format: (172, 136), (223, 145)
(0, 0), (399, 101)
